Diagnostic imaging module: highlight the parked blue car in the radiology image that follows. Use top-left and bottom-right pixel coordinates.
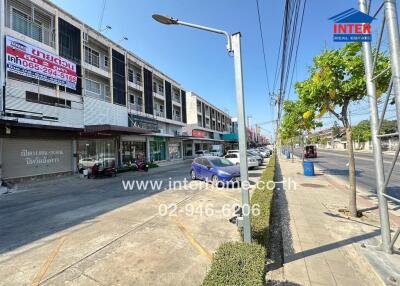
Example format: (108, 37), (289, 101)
(190, 156), (240, 186)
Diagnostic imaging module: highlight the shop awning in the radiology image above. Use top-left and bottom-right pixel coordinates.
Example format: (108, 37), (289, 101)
(84, 125), (152, 135)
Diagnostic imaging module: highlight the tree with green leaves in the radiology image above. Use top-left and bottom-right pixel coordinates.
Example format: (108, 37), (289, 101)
(352, 120), (371, 145)
(280, 100), (321, 162)
(295, 43), (391, 217)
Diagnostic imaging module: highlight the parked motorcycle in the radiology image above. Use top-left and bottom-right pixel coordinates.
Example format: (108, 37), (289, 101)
(89, 163), (117, 179)
(132, 159), (149, 172)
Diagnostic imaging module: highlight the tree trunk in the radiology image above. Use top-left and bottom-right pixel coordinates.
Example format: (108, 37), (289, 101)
(346, 125), (358, 217)
(301, 134), (305, 165)
(291, 139), (294, 163)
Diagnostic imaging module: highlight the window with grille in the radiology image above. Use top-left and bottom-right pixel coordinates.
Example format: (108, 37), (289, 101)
(84, 46), (100, 68)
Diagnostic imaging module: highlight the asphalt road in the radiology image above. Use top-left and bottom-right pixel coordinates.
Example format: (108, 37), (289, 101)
(0, 160), (266, 255)
(0, 161), (193, 254)
(293, 148), (400, 204)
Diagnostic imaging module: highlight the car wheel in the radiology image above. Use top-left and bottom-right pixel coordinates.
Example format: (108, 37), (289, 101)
(190, 169), (197, 180)
(212, 175), (220, 187)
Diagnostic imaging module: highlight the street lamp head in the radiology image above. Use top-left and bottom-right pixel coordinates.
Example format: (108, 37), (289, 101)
(152, 14), (178, 25)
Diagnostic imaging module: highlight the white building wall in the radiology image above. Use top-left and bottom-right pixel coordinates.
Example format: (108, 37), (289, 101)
(83, 96), (128, 126)
(6, 79), (84, 128)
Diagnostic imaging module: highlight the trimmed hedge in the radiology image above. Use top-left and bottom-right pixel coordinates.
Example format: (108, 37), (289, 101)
(202, 242), (266, 286)
(250, 153), (276, 246)
(202, 153), (277, 285)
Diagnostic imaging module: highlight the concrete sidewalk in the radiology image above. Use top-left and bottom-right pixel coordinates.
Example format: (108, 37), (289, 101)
(271, 155), (400, 286)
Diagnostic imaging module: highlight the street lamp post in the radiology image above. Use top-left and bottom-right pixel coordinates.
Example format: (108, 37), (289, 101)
(152, 14), (252, 243)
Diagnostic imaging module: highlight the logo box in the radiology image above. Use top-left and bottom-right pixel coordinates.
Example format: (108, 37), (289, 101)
(329, 8), (375, 42)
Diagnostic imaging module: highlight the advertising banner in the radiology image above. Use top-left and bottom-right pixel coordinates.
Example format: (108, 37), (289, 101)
(6, 36), (77, 89)
(192, 130), (206, 138)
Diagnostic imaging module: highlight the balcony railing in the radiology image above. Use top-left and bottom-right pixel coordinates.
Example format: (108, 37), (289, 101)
(11, 11), (55, 47)
(130, 103), (142, 112)
(154, 111), (164, 118)
(129, 78), (142, 86)
(173, 94), (181, 103)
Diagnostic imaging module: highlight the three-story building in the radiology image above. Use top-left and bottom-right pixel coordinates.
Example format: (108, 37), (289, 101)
(182, 92), (232, 158)
(0, 0), (187, 180)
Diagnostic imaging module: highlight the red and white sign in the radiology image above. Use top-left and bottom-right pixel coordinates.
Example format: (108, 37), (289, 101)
(6, 36), (77, 90)
(192, 130), (206, 138)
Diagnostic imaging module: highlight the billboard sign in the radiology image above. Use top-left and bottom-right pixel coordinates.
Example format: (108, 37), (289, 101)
(192, 130), (206, 138)
(6, 36), (77, 89)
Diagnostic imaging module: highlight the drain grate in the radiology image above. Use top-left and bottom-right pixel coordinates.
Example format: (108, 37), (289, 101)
(300, 183), (325, 188)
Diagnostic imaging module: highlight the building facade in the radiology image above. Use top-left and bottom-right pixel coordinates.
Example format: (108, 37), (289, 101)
(0, 0), (187, 180)
(182, 92), (233, 157)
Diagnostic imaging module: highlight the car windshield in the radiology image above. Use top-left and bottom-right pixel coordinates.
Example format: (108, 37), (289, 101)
(210, 158), (234, 167)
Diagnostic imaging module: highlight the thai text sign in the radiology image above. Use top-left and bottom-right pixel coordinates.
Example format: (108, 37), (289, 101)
(6, 36), (77, 89)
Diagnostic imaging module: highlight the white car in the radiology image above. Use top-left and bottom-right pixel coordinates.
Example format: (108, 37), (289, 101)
(224, 153), (258, 169)
(227, 149), (240, 154)
(210, 149), (224, 157)
(195, 150), (210, 157)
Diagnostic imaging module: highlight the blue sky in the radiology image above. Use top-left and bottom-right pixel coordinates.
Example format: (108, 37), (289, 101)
(51, 0), (392, 139)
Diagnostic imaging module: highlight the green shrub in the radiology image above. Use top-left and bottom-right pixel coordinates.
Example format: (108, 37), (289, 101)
(202, 242), (266, 286)
(202, 154), (277, 286)
(117, 166), (135, 173)
(250, 154), (276, 246)
(148, 162), (159, 168)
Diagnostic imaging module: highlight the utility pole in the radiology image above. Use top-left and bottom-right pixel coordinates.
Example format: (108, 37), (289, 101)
(359, 0), (392, 254)
(0, 0), (5, 114)
(232, 32), (252, 243)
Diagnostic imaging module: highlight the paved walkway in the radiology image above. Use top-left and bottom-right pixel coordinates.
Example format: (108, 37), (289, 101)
(0, 162), (268, 286)
(272, 155), (394, 286)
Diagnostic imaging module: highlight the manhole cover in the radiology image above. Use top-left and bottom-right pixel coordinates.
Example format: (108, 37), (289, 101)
(300, 183), (325, 188)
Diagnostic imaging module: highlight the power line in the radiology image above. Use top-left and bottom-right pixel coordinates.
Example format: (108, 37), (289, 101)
(287, 0), (307, 99)
(255, 0), (271, 94)
(98, 0), (107, 31)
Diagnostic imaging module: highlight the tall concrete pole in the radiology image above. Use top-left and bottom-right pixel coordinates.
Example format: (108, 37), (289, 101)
(0, 0), (5, 114)
(359, 0), (392, 253)
(232, 32), (251, 243)
(385, 0), (400, 151)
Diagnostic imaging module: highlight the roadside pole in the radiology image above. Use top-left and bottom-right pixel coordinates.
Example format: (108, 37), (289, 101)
(232, 32), (251, 243)
(0, 0), (5, 114)
(385, 0), (400, 163)
(359, 0), (392, 254)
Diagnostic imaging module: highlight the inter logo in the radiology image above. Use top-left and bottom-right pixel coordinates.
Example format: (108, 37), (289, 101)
(329, 8), (375, 42)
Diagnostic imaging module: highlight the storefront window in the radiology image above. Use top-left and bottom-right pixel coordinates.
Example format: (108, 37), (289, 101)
(195, 143), (201, 152)
(150, 141), (166, 161)
(184, 143), (193, 157)
(122, 141), (146, 165)
(77, 140), (116, 169)
(168, 142), (182, 160)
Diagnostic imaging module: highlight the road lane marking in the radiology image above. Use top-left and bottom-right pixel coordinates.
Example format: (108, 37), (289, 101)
(31, 236), (66, 286)
(152, 196), (213, 261)
(317, 150), (399, 165)
(171, 217), (213, 261)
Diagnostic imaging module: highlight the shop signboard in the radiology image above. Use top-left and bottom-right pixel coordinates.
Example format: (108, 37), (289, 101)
(153, 136), (164, 142)
(128, 114), (159, 132)
(2, 139), (72, 179)
(6, 36), (77, 89)
(192, 130), (206, 138)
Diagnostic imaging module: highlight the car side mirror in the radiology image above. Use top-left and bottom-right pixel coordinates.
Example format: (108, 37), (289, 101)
(207, 166), (211, 170)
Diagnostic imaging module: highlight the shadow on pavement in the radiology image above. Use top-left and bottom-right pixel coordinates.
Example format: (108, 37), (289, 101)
(266, 159), (294, 278)
(285, 229), (380, 264)
(267, 280), (303, 286)
(320, 168), (364, 177)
